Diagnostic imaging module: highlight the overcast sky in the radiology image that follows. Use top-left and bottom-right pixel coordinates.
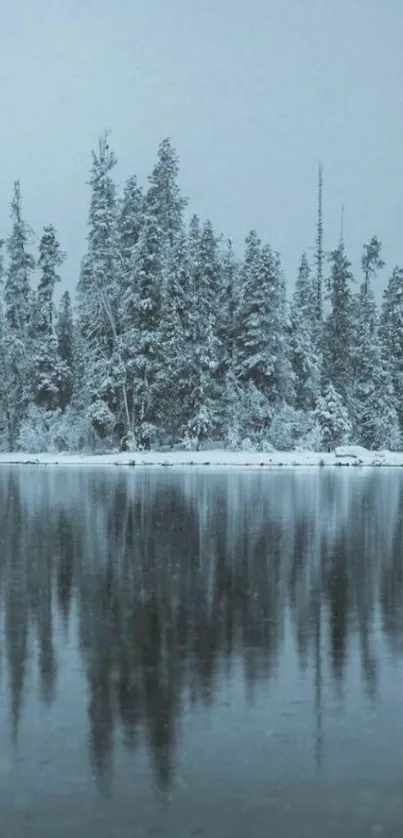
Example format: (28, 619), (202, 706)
(0, 0), (401, 298)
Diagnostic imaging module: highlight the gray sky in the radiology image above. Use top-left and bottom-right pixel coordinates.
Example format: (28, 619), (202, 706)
(0, 0), (402, 298)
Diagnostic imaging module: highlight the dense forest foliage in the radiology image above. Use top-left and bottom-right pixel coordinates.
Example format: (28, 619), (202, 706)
(0, 137), (402, 453)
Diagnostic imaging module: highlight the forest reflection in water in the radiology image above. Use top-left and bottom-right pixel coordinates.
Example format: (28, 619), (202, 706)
(0, 465), (403, 803)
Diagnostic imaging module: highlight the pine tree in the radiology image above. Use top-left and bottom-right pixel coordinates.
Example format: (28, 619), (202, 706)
(290, 253), (321, 410)
(349, 238), (399, 448)
(1, 182), (35, 448)
(145, 137), (187, 248)
(56, 291), (75, 410)
(185, 219), (223, 445)
(322, 242), (354, 402)
(218, 238), (239, 368)
(160, 230), (194, 441)
(126, 210), (165, 446)
(313, 383), (352, 451)
(36, 225), (66, 332)
(236, 232), (293, 413)
(30, 226), (67, 409)
(361, 235), (384, 296)
(77, 135), (130, 440)
(0, 239), (6, 443)
(118, 139), (187, 447)
(236, 229), (265, 391)
(4, 182), (35, 333)
(380, 266), (403, 434)
(216, 239), (242, 437)
(118, 174), (143, 322)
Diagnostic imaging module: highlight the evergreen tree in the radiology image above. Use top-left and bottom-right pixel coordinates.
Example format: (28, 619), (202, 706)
(216, 239), (242, 437)
(218, 238), (239, 368)
(0, 239), (6, 443)
(185, 219), (223, 445)
(145, 137), (187, 248)
(290, 253), (321, 410)
(118, 174), (143, 324)
(36, 225), (65, 333)
(56, 291), (75, 410)
(314, 383), (352, 451)
(361, 235), (384, 296)
(349, 239), (399, 448)
(1, 182), (35, 448)
(236, 232), (293, 416)
(126, 210), (165, 446)
(30, 226), (67, 409)
(323, 242), (354, 402)
(77, 135), (130, 440)
(4, 181), (35, 333)
(236, 229), (265, 390)
(380, 266), (403, 433)
(119, 139), (187, 446)
(160, 230), (194, 441)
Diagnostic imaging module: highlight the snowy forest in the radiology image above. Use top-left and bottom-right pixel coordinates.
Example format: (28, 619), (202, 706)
(0, 135), (402, 454)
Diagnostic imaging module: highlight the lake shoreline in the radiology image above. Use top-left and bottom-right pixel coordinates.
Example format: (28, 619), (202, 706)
(0, 445), (402, 467)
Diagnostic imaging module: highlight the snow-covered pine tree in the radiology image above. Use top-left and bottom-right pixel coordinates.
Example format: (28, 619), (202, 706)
(118, 138), (187, 448)
(1, 182), (35, 448)
(264, 245), (294, 406)
(4, 182), (35, 333)
(236, 230), (264, 390)
(114, 174), (145, 444)
(118, 174), (143, 316)
(322, 241), (354, 403)
(313, 383), (352, 451)
(29, 225), (67, 410)
(159, 230), (194, 441)
(125, 209), (165, 447)
(349, 238), (400, 448)
(185, 218), (223, 446)
(145, 137), (187, 249)
(379, 266), (403, 435)
(218, 238), (239, 369)
(236, 232), (293, 424)
(56, 291), (75, 410)
(361, 235), (384, 296)
(290, 253), (321, 410)
(36, 225), (65, 333)
(0, 238), (6, 445)
(216, 238), (243, 440)
(77, 135), (130, 443)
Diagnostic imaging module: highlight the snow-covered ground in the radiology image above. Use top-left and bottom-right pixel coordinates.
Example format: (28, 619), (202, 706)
(0, 445), (403, 467)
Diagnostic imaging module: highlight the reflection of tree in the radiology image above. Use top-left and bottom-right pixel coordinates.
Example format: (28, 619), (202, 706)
(325, 543), (350, 686)
(5, 582), (28, 742)
(56, 514), (75, 631)
(2, 473), (29, 741)
(1, 467), (403, 789)
(380, 483), (403, 655)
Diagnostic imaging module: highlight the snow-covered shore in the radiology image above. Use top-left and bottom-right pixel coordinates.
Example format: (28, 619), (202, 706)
(0, 446), (403, 467)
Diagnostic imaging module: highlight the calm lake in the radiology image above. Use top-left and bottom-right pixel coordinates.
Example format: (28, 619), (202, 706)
(0, 466), (403, 837)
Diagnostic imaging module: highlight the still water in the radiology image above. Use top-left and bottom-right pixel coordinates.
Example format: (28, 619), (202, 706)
(0, 466), (403, 836)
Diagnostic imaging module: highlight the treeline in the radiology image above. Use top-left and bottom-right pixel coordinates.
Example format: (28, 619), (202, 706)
(0, 137), (402, 452)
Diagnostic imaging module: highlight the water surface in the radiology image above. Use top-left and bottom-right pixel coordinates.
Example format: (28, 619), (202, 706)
(0, 466), (402, 837)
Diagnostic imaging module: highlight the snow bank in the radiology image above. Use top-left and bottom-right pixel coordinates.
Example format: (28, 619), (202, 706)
(0, 446), (403, 467)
